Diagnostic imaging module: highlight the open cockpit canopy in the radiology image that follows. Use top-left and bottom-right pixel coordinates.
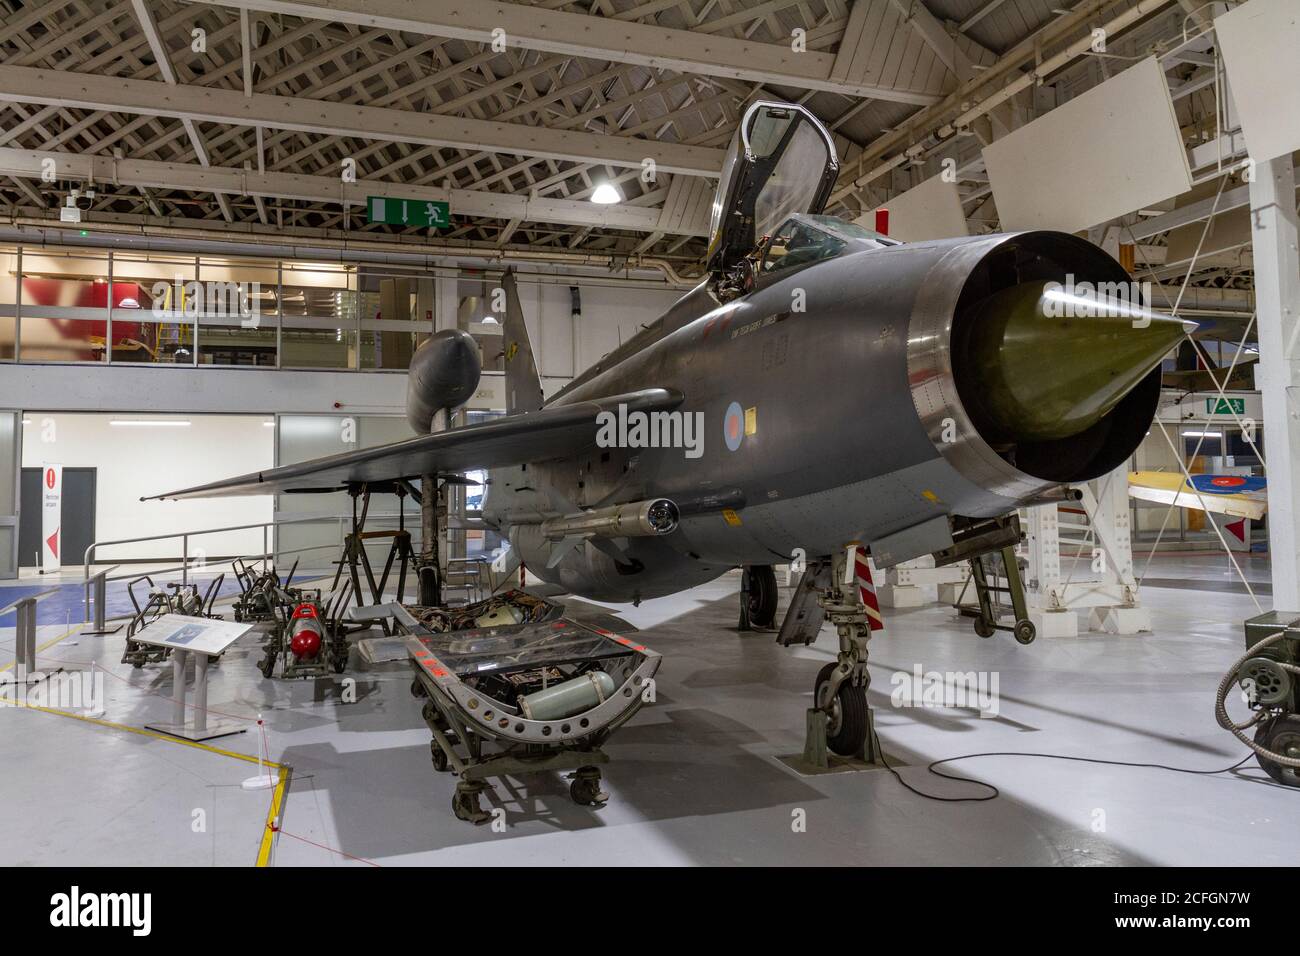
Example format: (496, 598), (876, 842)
(705, 101), (839, 274)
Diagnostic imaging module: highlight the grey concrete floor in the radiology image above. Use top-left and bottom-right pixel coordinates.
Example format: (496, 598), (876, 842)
(0, 553), (1294, 866)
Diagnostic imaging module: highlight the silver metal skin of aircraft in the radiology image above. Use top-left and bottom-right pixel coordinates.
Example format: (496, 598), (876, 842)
(149, 102), (1187, 759)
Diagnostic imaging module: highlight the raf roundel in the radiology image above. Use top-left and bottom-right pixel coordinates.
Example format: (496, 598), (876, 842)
(723, 401), (744, 452)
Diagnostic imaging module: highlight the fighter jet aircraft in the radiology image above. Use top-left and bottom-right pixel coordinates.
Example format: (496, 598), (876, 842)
(149, 101), (1188, 757)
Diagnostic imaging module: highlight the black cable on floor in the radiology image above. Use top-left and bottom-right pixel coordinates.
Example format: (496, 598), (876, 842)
(870, 725), (1256, 803)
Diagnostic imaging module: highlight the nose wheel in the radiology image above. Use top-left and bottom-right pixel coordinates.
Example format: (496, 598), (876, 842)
(814, 662), (869, 756)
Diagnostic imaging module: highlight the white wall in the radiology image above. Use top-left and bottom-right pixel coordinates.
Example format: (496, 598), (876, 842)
(21, 413), (275, 561)
(440, 270), (683, 395)
(526, 281), (682, 395)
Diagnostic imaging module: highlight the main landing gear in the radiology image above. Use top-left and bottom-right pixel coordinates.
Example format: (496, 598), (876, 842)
(738, 564), (779, 630)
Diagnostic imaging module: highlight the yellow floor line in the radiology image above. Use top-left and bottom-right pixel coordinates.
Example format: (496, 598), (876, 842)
(0, 622), (85, 672)
(10, 700), (290, 867)
(257, 765), (290, 866)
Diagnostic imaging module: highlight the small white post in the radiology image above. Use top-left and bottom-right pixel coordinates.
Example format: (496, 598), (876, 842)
(241, 713), (277, 790)
(84, 661), (105, 719)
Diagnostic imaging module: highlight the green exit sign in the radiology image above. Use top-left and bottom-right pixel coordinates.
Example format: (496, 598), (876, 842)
(367, 196), (449, 228)
(1206, 397), (1246, 415)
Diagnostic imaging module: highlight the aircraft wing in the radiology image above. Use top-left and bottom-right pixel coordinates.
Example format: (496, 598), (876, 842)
(1128, 471), (1267, 520)
(145, 387), (682, 500)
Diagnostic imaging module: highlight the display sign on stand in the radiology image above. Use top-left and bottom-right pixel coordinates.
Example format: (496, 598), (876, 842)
(40, 463), (61, 574)
(133, 615), (256, 741)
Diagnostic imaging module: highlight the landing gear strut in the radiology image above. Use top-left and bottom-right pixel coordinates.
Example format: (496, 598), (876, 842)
(804, 547), (877, 766)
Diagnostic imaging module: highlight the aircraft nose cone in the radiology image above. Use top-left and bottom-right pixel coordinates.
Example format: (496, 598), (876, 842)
(957, 279), (1187, 443)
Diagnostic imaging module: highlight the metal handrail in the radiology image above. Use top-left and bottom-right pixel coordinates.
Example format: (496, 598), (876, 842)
(83, 510), (419, 584)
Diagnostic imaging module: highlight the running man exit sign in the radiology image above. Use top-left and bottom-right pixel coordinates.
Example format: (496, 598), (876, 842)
(1206, 397), (1246, 415)
(367, 197), (449, 228)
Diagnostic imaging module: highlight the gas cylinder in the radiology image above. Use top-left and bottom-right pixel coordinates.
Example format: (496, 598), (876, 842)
(288, 603), (323, 659)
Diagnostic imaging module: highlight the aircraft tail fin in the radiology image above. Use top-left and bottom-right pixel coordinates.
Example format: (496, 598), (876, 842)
(501, 268), (544, 413)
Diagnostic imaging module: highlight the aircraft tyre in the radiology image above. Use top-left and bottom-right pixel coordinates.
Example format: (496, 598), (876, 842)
(747, 565), (778, 627)
(815, 662), (868, 757)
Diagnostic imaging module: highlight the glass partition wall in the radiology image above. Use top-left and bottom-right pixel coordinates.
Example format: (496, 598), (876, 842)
(0, 244), (443, 371)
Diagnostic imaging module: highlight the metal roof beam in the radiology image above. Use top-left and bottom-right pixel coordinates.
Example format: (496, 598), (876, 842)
(197, 0), (940, 105)
(0, 146), (710, 236)
(0, 64), (724, 177)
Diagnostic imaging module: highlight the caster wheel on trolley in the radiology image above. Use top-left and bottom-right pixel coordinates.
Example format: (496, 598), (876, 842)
(1013, 619), (1036, 645)
(452, 784), (491, 824)
(568, 767), (607, 806)
(410, 678), (427, 698)
(973, 618), (996, 639)
(429, 740), (450, 773)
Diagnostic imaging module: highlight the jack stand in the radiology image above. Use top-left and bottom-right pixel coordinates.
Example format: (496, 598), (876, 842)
(737, 566), (752, 631)
(958, 545), (1036, 644)
(331, 482), (414, 633)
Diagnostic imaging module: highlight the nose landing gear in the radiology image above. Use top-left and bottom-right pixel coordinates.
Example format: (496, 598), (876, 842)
(802, 546), (879, 767)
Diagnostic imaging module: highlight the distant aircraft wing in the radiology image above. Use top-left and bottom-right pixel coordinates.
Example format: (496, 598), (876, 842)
(1161, 358), (1256, 392)
(1128, 471), (1267, 520)
(145, 388), (681, 500)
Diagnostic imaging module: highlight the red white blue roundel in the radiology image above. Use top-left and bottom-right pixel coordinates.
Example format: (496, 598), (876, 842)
(1187, 474), (1266, 494)
(724, 402), (744, 452)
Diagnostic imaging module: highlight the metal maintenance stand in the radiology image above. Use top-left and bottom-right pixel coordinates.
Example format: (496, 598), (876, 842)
(331, 481), (415, 634)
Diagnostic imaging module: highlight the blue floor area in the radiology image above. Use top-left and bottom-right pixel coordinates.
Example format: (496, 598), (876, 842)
(0, 572), (248, 627)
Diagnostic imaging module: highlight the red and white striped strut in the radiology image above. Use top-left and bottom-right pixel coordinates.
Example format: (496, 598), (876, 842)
(852, 546), (886, 633)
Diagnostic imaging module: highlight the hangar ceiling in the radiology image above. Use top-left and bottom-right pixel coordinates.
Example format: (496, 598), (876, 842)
(0, 0), (1247, 287)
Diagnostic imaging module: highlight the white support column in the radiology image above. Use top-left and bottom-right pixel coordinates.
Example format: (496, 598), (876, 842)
(1251, 156), (1300, 612)
(1024, 501), (1079, 637)
(1086, 471), (1150, 634)
(1023, 467), (1150, 636)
